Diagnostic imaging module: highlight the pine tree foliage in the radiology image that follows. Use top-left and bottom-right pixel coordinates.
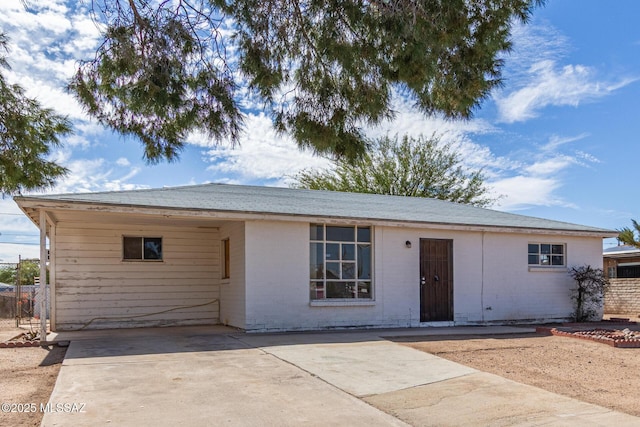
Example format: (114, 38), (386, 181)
(71, 0), (544, 162)
(292, 134), (497, 207)
(0, 33), (71, 195)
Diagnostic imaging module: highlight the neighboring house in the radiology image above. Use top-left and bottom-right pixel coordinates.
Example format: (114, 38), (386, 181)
(15, 183), (615, 332)
(603, 245), (640, 278)
(603, 245), (640, 316)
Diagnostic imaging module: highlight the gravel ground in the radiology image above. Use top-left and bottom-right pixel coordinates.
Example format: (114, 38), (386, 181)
(395, 321), (640, 418)
(0, 319), (66, 427)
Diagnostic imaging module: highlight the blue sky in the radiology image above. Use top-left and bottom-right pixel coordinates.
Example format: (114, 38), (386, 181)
(0, 0), (638, 262)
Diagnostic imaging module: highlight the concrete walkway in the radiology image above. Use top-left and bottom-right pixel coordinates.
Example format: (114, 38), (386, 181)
(42, 326), (640, 426)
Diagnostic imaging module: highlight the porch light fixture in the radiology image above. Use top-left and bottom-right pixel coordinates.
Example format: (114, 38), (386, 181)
(405, 240), (412, 248)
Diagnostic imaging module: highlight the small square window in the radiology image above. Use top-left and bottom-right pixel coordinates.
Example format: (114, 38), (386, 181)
(123, 236), (162, 261)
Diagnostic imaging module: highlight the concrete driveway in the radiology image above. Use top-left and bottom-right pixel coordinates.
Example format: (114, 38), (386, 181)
(42, 326), (640, 426)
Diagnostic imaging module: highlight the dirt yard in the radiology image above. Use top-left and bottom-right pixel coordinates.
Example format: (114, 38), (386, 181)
(395, 323), (640, 418)
(0, 319), (66, 427)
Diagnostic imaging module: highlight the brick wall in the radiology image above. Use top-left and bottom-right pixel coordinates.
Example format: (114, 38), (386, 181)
(605, 278), (640, 315)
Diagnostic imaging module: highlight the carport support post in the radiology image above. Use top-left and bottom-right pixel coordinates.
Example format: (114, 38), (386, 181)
(39, 210), (47, 345)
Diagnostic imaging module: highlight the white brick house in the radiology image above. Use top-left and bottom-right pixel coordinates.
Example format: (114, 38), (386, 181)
(15, 184), (615, 332)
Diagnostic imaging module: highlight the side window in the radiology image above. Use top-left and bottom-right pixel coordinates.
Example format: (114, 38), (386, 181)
(528, 243), (564, 266)
(221, 238), (230, 279)
(123, 236), (163, 261)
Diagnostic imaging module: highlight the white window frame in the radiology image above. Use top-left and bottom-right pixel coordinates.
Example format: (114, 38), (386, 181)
(528, 242), (565, 268)
(309, 224), (373, 301)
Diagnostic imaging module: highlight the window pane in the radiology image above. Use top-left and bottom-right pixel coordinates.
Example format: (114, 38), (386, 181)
(326, 226), (355, 242)
(310, 282), (324, 300)
(357, 227), (371, 243)
(123, 237), (142, 260)
(310, 243), (324, 279)
(310, 224), (324, 240)
(552, 245), (564, 255)
(144, 238), (162, 260)
(326, 243), (339, 260)
(528, 244), (539, 254)
(342, 263), (355, 279)
(528, 254), (539, 265)
(358, 282), (371, 299)
(540, 244), (551, 255)
(326, 281), (355, 298)
(540, 255), (550, 265)
(326, 262), (340, 279)
(342, 244), (355, 260)
(551, 255), (564, 266)
(358, 244), (371, 279)
(222, 239), (230, 279)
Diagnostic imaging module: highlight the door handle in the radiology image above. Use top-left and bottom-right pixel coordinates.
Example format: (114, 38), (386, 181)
(434, 275), (440, 282)
(420, 276), (426, 286)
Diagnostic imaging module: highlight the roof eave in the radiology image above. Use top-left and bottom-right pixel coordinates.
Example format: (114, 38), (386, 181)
(14, 197), (617, 238)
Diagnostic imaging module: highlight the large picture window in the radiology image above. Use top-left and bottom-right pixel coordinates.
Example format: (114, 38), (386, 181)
(310, 224), (372, 300)
(123, 236), (163, 261)
(528, 243), (564, 266)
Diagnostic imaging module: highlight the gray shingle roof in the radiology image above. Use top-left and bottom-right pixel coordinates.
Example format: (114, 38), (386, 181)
(17, 183), (614, 234)
(603, 245), (640, 254)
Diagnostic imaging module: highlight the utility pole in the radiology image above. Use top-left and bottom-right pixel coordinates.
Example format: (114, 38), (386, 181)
(16, 255), (21, 328)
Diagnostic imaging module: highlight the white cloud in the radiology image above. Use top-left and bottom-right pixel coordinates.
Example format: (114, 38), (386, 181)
(34, 150), (146, 195)
(575, 151), (601, 164)
(486, 132), (602, 210)
(494, 22), (638, 124)
(0, 198), (40, 263)
(64, 134), (91, 149)
(495, 60), (634, 123)
(523, 157), (573, 176)
(541, 133), (589, 152)
(0, 1), (101, 120)
(489, 176), (573, 210)
(0, 243), (40, 264)
(116, 158), (131, 167)
(203, 113), (331, 186)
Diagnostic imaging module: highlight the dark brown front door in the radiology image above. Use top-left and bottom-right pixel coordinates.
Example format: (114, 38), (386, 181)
(420, 239), (453, 322)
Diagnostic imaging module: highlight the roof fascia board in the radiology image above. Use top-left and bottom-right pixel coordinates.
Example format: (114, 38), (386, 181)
(15, 198), (616, 238)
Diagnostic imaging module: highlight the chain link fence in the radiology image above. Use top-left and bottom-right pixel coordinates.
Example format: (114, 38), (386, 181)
(0, 259), (47, 326)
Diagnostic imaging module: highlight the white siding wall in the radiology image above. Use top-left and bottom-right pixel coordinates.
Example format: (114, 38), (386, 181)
(475, 233), (603, 322)
(242, 220), (604, 331)
(53, 221), (220, 330)
(219, 221), (246, 329)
